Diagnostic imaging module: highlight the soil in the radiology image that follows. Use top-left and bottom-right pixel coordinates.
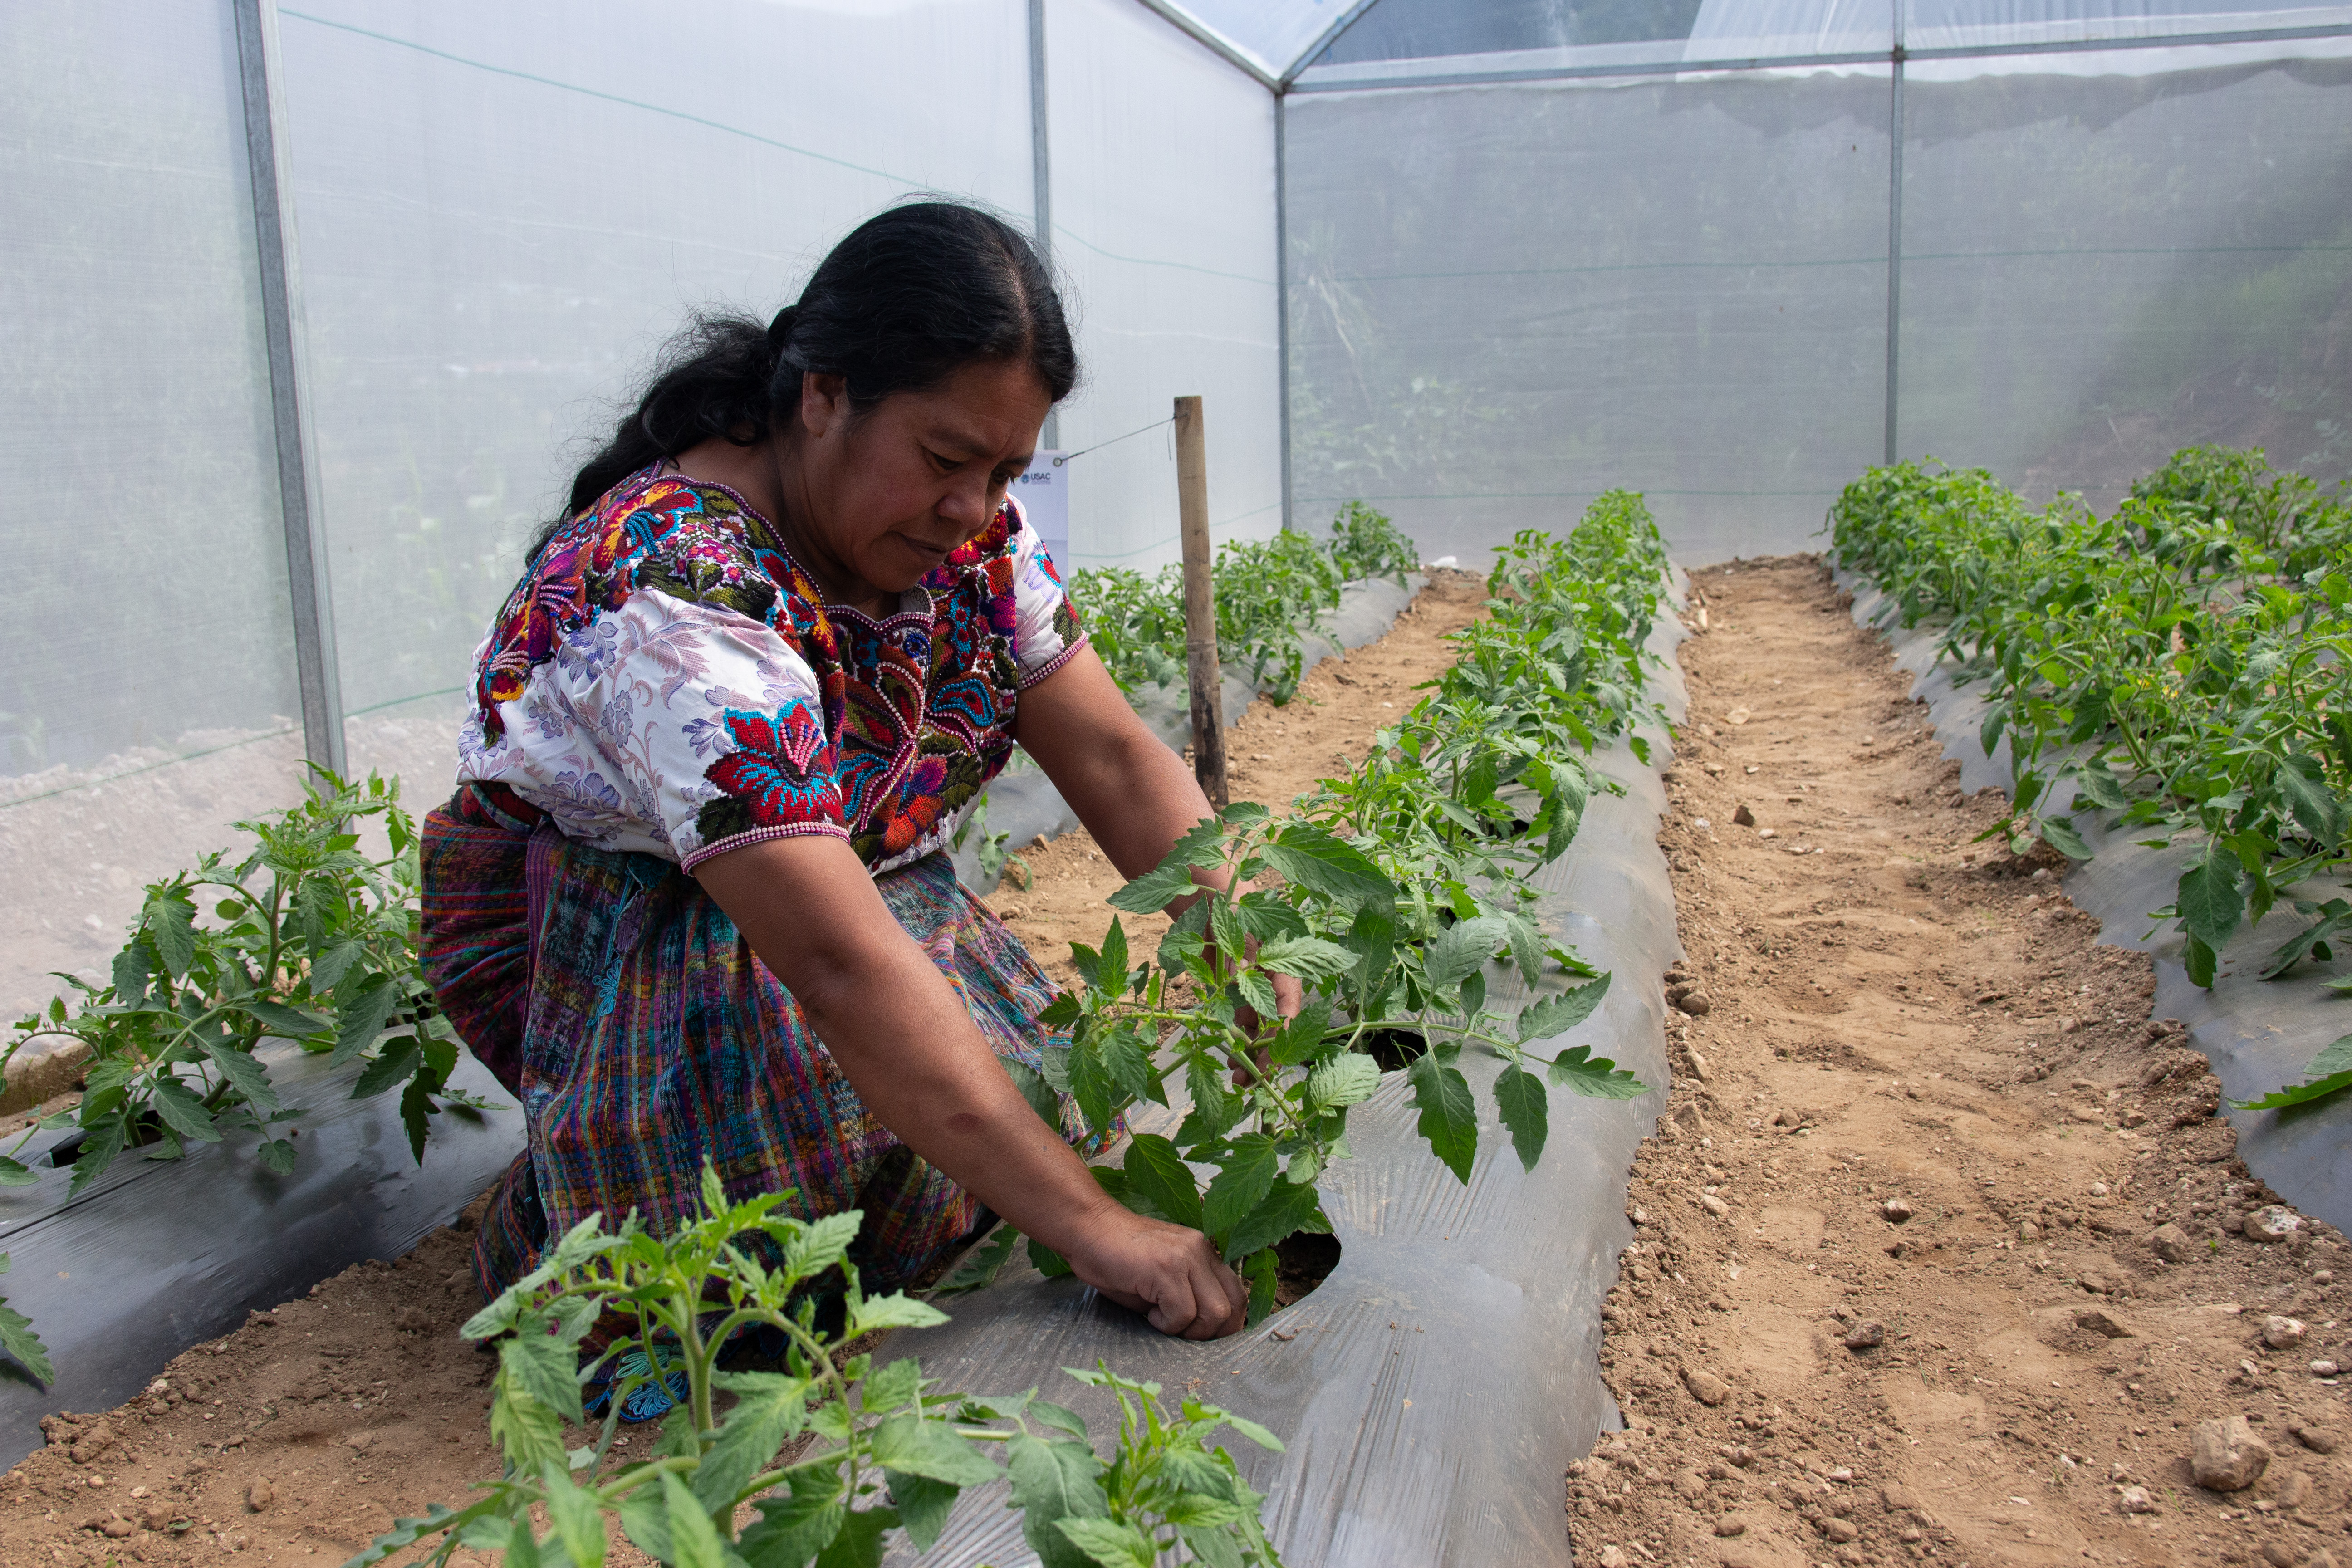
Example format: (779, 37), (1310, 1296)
(0, 571), (1492, 1566)
(1573, 557), (2352, 1568)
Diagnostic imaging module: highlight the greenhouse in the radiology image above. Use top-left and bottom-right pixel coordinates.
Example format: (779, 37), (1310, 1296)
(3, 0), (2348, 1563)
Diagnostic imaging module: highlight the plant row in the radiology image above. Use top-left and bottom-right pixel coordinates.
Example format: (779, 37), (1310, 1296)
(946, 491), (1673, 1322)
(1829, 446), (2352, 1105)
(1073, 501), (1421, 705)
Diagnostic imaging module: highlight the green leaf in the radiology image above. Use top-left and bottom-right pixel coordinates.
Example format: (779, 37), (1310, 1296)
(2037, 815), (2093, 861)
(847, 1292), (951, 1334)
(1108, 858), (1202, 916)
(1222, 1175), (1323, 1261)
(352, 1038), (421, 1100)
(499, 1313), (586, 1426)
(305, 938), (366, 998)
(541, 1463), (608, 1568)
(1006, 1431), (1109, 1568)
(0, 1256), (54, 1386)
(331, 974), (401, 1067)
(1406, 1052), (1478, 1184)
(1200, 1133), (1278, 1242)
(148, 1078), (222, 1144)
(1098, 916), (1131, 999)
(1516, 974), (1612, 1044)
(1056, 1516), (1159, 1568)
(2313, 1034), (2352, 1079)
(739, 1472), (848, 1568)
(2073, 758), (2129, 810)
(696, 1371), (813, 1510)
(1005, 1058), (1062, 1128)
(237, 998), (333, 1041)
(810, 1504), (896, 1568)
(1260, 821), (1397, 911)
(867, 1413), (1002, 1487)
(661, 1470), (737, 1568)
(2278, 753), (2344, 843)
(1424, 916), (1507, 994)
(110, 939), (155, 1005)
(2177, 854), (2246, 955)
(256, 1138), (297, 1176)
(197, 1038), (280, 1115)
(1492, 1063), (1549, 1170)
(0, 1158), (38, 1189)
(145, 890), (197, 980)
(932, 1224), (1021, 1296)
(886, 1472), (960, 1553)
(1305, 1053), (1379, 1112)
(1028, 1237), (1074, 1278)
(1546, 1044), (1650, 1099)
(1122, 1134), (1204, 1230)
(2229, 1069), (2352, 1112)
(399, 1070), (437, 1164)
(1253, 935), (1357, 981)
(489, 1378), (569, 1478)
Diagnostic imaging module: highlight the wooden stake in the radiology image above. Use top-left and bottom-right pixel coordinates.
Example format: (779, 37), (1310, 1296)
(1174, 394), (1227, 808)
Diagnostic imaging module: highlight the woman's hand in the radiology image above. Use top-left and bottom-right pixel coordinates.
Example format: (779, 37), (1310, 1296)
(1059, 1200), (1248, 1339)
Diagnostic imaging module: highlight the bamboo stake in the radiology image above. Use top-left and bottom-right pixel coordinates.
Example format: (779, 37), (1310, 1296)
(1174, 395), (1227, 808)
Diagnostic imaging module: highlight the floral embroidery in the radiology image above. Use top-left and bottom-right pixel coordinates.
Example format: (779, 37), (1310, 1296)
(456, 465), (1085, 876)
(695, 702), (843, 846)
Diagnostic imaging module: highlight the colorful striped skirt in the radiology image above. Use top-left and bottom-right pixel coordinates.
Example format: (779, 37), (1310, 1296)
(419, 783), (1083, 1299)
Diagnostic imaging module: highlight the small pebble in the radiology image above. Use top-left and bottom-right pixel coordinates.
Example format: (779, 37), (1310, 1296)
(2264, 1315), (2308, 1351)
(1881, 1198), (1914, 1225)
(1843, 1320), (1886, 1351)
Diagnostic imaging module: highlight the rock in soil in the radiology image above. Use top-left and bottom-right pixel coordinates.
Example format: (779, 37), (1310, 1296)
(2190, 1415), (2272, 1491)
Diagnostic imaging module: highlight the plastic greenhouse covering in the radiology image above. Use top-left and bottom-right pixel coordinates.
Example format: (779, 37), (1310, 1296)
(3, 0), (2348, 1255)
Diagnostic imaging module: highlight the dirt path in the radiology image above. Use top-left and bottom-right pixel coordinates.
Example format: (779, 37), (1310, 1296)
(1574, 558), (2351, 1568)
(0, 573), (1490, 1567)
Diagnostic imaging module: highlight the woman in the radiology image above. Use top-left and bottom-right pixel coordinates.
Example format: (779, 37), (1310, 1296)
(420, 201), (1248, 1357)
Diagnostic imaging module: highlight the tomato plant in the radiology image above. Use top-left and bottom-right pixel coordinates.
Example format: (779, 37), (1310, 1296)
(350, 1163), (1284, 1568)
(1830, 450), (2351, 1081)
(1070, 503), (1423, 704)
(956, 494), (1669, 1319)
(0, 769), (484, 1196)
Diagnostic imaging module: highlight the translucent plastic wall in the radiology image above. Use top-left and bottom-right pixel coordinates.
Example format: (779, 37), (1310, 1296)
(0, 0), (1286, 1041)
(1281, 0), (2352, 564)
(275, 0), (1037, 793)
(1897, 45), (2352, 513)
(1283, 69), (1896, 564)
(1046, 0), (1285, 566)
(0, 0), (308, 1033)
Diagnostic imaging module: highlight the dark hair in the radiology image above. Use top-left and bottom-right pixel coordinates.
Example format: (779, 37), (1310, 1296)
(556, 200), (1077, 534)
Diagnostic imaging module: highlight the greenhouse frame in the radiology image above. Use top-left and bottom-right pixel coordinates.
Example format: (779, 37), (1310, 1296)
(5, 3), (2352, 1561)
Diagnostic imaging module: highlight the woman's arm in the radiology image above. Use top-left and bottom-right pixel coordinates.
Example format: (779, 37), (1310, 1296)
(695, 836), (1246, 1338)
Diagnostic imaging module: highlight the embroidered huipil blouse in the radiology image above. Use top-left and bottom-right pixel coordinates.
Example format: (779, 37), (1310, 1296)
(455, 464), (1085, 875)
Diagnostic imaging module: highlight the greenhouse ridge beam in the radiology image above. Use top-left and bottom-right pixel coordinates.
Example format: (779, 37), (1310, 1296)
(1130, 0), (1281, 87)
(1283, 20), (2352, 93)
(233, 0), (346, 778)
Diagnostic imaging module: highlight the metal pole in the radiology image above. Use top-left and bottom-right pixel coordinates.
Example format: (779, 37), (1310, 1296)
(1029, 0), (1058, 452)
(1174, 396), (1228, 808)
(1275, 92), (1293, 535)
(233, 0), (345, 778)
(1883, 38), (1907, 466)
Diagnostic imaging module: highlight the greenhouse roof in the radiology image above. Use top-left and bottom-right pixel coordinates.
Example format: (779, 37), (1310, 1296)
(1153, 0), (2352, 85)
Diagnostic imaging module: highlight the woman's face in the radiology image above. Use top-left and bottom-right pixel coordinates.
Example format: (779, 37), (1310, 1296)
(789, 357), (1053, 599)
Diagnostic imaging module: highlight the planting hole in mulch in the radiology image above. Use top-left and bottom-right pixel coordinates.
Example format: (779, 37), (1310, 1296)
(1272, 1230), (1340, 1308)
(1363, 1027), (1428, 1073)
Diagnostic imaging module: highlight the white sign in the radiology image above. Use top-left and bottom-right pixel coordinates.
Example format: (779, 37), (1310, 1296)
(1014, 451), (1069, 568)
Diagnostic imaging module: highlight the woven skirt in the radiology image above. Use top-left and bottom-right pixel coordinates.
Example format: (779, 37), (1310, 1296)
(419, 783), (1083, 1299)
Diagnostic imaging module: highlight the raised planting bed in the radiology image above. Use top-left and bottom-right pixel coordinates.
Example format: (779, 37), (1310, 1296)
(1829, 448), (2352, 1236)
(881, 558), (1693, 1563)
(0, 1047), (518, 1467)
